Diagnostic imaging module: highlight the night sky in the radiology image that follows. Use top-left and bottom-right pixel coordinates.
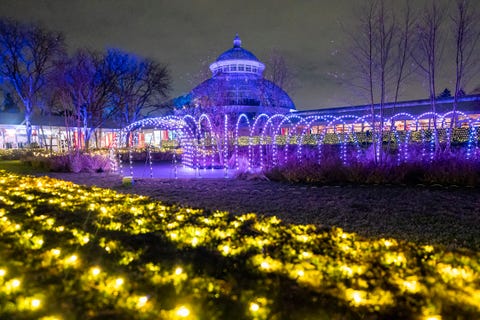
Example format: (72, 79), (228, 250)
(1, 0), (468, 111)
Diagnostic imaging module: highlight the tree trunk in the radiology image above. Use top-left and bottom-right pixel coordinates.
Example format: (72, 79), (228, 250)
(25, 112), (32, 146)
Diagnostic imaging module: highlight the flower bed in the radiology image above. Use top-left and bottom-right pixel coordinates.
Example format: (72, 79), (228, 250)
(0, 171), (478, 319)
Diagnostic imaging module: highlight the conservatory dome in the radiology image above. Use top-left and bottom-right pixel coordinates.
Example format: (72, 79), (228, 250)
(188, 34), (295, 113)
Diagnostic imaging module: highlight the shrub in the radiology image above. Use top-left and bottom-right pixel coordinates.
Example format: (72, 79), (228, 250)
(0, 149), (47, 160)
(21, 152), (113, 173)
(265, 152), (480, 187)
(66, 153), (112, 173)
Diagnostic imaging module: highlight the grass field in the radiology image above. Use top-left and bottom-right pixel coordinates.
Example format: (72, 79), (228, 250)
(0, 170), (479, 319)
(0, 160), (49, 175)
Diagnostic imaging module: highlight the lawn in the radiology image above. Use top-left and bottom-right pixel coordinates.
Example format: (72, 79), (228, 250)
(0, 160), (49, 175)
(0, 170), (479, 319)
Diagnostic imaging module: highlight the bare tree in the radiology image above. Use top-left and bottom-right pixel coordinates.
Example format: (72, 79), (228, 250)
(346, 0), (416, 163)
(0, 18), (65, 145)
(412, 0), (446, 151)
(385, 0), (416, 154)
(347, 1), (379, 162)
(373, 0), (395, 160)
(450, 0), (479, 127)
(264, 49), (295, 107)
(106, 49), (171, 129)
(391, 0), (415, 112)
(54, 49), (117, 150)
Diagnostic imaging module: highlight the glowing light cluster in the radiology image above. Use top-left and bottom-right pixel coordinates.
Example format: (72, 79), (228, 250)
(0, 170), (479, 319)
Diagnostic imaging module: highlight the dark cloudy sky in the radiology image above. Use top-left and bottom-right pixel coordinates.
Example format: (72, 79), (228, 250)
(1, 0), (469, 111)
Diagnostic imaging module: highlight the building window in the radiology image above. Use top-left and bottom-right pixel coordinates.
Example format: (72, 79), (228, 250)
(418, 119), (429, 130)
(394, 120), (405, 131)
(223, 66), (229, 72)
(245, 65), (252, 72)
(238, 64), (245, 71)
(252, 67), (257, 73)
(230, 65), (237, 71)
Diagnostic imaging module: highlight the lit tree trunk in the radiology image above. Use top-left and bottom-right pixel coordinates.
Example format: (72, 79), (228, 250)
(23, 99), (34, 146)
(215, 133), (224, 166)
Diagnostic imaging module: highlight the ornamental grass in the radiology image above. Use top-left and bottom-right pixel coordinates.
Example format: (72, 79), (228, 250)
(0, 170), (478, 319)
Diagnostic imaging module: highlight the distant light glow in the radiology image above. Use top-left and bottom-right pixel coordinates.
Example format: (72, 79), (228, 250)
(191, 237), (198, 246)
(137, 296), (148, 308)
(115, 278), (124, 287)
(249, 302), (260, 312)
(351, 291), (363, 305)
(91, 267), (101, 276)
(176, 306), (190, 317)
(11, 279), (21, 289)
(67, 255), (78, 265)
(31, 298), (41, 309)
(221, 245), (230, 255)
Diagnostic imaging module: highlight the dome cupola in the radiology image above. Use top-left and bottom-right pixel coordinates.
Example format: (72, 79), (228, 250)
(209, 34), (265, 76)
